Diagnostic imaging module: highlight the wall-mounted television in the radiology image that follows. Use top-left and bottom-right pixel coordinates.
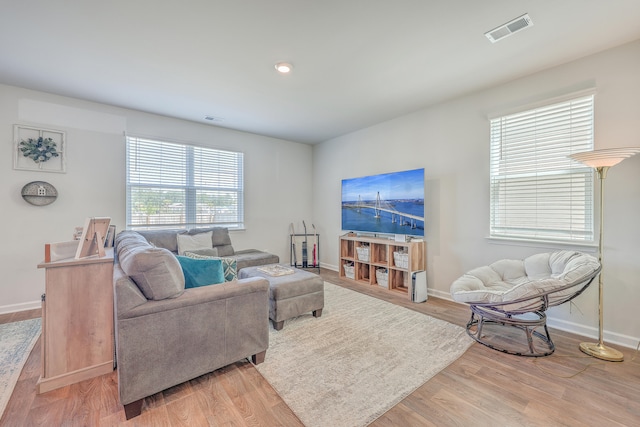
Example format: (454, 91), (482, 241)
(341, 168), (424, 237)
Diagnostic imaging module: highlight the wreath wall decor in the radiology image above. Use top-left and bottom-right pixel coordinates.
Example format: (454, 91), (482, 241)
(19, 137), (60, 163)
(13, 124), (66, 173)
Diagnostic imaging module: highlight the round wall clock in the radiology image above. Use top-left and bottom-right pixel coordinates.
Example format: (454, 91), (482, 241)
(21, 181), (58, 206)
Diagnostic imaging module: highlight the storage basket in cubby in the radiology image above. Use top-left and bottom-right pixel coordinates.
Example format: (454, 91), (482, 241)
(344, 264), (355, 279)
(393, 251), (409, 269)
(356, 245), (370, 262)
(376, 268), (389, 289)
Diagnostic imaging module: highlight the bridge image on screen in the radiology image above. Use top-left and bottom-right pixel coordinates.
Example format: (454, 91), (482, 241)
(341, 168), (424, 237)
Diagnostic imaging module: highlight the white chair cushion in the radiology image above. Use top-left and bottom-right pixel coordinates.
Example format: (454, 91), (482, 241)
(450, 251), (599, 309)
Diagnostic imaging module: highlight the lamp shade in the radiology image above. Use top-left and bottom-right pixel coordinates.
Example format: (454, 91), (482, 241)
(569, 147), (640, 168)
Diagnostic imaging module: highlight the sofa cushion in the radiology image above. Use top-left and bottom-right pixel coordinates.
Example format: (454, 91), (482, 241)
(184, 252), (238, 282)
(177, 231), (213, 255)
(176, 255), (225, 288)
(233, 249), (280, 270)
(136, 229), (187, 253)
(214, 245), (235, 257)
(116, 231), (185, 300)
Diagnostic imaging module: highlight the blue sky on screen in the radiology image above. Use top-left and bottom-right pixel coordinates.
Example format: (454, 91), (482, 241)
(341, 168), (424, 202)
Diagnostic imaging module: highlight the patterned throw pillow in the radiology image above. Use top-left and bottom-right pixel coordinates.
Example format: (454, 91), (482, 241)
(183, 252), (238, 282)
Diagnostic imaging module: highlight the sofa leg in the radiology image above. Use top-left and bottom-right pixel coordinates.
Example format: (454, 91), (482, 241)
(313, 308), (323, 318)
(124, 399), (144, 419)
(252, 350), (266, 365)
(272, 320), (284, 330)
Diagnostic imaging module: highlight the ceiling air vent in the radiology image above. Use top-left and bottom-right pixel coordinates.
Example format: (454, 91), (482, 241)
(485, 13), (533, 43)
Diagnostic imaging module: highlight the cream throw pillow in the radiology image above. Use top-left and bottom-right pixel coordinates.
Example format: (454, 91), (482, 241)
(176, 231), (213, 255)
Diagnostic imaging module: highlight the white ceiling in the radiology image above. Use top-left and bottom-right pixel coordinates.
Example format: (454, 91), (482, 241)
(2, 1), (640, 144)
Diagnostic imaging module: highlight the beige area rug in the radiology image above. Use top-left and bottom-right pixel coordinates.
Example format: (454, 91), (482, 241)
(0, 318), (41, 418)
(254, 282), (473, 427)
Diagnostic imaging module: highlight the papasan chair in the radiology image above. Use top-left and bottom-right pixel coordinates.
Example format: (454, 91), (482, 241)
(450, 251), (600, 357)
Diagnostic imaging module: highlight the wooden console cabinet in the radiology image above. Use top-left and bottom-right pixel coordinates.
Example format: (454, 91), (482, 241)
(36, 249), (114, 394)
(339, 234), (426, 298)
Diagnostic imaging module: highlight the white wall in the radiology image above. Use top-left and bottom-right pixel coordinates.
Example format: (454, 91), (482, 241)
(0, 84), (312, 313)
(313, 39), (640, 348)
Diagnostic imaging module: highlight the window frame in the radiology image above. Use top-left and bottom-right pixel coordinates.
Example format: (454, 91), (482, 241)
(488, 93), (595, 245)
(125, 135), (245, 230)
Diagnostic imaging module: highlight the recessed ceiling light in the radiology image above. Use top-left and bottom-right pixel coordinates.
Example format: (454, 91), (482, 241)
(275, 62), (293, 74)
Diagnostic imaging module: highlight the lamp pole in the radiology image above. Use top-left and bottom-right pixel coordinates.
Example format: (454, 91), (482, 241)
(578, 166), (624, 361)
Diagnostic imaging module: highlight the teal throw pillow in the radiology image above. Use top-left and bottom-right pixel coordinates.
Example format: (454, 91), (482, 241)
(184, 252), (238, 282)
(176, 255), (225, 288)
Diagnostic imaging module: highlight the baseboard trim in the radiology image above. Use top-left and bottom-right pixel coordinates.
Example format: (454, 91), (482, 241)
(547, 317), (639, 350)
(0, 300), (41, 315)
(323, 263), (338, 272)
(428, 288), (456, 301)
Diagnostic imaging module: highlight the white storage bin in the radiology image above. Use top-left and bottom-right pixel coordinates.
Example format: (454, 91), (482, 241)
(344, 264), (355, 279)
(356, 245), (370, 262)
(393, 251), (409, 269)
(376, 268), (389, 289)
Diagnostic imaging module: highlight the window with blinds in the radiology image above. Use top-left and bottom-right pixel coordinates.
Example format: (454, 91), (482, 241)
(489, 94), (594, 243)
(126, 136), (244, 230)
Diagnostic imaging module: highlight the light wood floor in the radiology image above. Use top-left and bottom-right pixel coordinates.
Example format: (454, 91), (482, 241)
(2, 269), (639, 426)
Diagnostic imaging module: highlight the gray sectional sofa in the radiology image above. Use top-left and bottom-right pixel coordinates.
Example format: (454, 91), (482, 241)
(113, 227), (278, 419)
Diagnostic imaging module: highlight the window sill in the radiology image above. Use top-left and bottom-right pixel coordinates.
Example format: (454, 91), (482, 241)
(486, 236), (598, 253)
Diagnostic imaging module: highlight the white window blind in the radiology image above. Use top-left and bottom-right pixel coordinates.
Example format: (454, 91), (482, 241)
(126, 136), (244, 230)
(489, 95), (594, 243)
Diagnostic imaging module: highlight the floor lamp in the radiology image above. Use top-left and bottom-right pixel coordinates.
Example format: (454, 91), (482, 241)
(569, 147), (640, 362)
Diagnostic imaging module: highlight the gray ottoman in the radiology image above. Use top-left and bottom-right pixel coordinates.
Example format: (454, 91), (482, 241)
(239, 265), (324, 330)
